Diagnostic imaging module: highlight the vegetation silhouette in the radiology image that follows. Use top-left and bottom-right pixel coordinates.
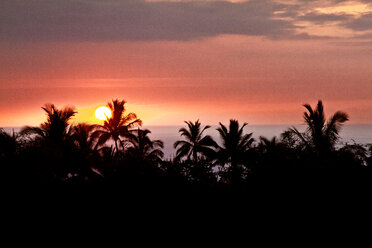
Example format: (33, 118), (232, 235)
(19, 104), (78, 183)
(1, 99), (371, 193)
(70, 123), (103, 182)
(174, 120), (216, 162)
(127, 128), (164, 165)
(173, 120), (217, 187)
(215, 120), (255, 187)
(93, 99), (142, 156)
(289, 100), (349, 158)
(21, 103), (76, 144)
(0, 128), (18, 160)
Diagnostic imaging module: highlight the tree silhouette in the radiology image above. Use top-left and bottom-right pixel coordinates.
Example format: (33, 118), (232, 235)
(72, 123), (97, 153)
(127, 128), (164, 165)
(21, 104), (76, 144)
(256, 135), (298, 177)
(5, 99), (371, 189)
(0, 128), (19, 160)
(289, 100), (349, 156)
(20, 104), (77, 182)
(174, 120), (216, 163)
(70, 123), (103, 181)
(216, 119), (254, 186)
(0, 129), (23, 183)
(93, 99), (142, 156)
(259, 136), (279, 151)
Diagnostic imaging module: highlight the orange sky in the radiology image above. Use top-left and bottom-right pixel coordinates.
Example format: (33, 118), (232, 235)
(1, 0), (372, 127)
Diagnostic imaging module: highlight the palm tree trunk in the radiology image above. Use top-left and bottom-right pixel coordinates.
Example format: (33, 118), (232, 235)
(115, 139), (119, 156)
(120, 140), (125, 153)
(193, 148), (198, 164)
(231, 158), (239, 189)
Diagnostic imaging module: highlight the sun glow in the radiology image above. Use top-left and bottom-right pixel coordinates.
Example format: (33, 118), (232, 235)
(95, 106), (112, 120)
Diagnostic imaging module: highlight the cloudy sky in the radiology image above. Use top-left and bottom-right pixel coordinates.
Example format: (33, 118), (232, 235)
(1, 0), (372, 126)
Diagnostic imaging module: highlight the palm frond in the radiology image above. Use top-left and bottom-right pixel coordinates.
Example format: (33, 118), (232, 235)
(120, 112), (140, 126)
(216, 122), (228, 140)
(325, 111), (349, 143)
(178, 127), (192, 140)
(238, 122), (248, 137)
(152, 139), (164, 149)
(239, 132), (254, 148)
(147, 149), (164, 160)
(20, 126), (45, 137)
(196, 124), (210, 141)
(174, 140), (191, 149)
(95, 131), (111, 149)
(197, 146), (216, 159)
(303, 104), (314, 117)
(175, 143), (192, 160)
(198, 135), (217, 148)
(289, 127), (309, 147)
(259, 136), (270, 146)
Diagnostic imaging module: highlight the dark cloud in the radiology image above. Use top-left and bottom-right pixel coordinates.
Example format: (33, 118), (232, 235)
(0, 0), (294, 42)
(290, 0), (372, 37)
(345, 13), (372, 31)
(1, 0), (371, 42)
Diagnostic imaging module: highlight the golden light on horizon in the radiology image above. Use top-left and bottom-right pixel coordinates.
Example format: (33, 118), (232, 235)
(95, 106), (112, 120)
(315, 2), (371, 16)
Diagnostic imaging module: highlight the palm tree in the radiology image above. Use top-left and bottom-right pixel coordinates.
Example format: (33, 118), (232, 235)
(174, 120), (216, 163)
(127, 128), (164, 165)
(93, 99), (142, 156)
(289, 100), (349, 155)
(20, 104), (77, 181)
(259, 136), (279, 152)
(257, 136), (290, 170)
(0, 128), (21, 183)
(0, 128), (19, 160)
(21, 103), (76, 144)
(70, 123), (103, 181)
(216, 119), (255, 186)
(259, 136), (277, 146)
(72, 123), (95, 151)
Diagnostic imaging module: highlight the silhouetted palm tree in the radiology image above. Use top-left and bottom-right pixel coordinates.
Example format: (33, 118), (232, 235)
(93, 99), (142, 156)
(259, 136), (279, 151)
(71, 123), (97, 154)
(21, 104), (76, 144)
(257, 136), (293, 172)
(216, 119), (254, 186)
(0, 128), (19, 160)
(127, 128), (164, 165)
(70, 123), (103, 181)
(289, 100), (349, 155)
(0, 128), (21, 183)
(174, 120), (216, 163)
(19, 104), (77, 182)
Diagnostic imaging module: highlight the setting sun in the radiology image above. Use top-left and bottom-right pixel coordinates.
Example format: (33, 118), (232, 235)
(95, 106), (111, 120)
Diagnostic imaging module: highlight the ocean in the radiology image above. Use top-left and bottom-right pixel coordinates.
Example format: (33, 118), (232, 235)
(3, 125), (372, 159)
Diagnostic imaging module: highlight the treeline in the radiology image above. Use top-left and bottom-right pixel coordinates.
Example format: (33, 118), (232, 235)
(1, 99), (372, 191)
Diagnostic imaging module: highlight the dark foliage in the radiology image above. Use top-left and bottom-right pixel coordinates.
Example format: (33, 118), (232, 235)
(1, 99), (372, 194)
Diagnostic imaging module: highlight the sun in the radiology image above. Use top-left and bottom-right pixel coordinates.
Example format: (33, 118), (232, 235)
(95, 106), (112, 120)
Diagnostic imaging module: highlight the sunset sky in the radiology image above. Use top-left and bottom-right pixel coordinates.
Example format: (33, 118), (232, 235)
(1, 0), (372, 127)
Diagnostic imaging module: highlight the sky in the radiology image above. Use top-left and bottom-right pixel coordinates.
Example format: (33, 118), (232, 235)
(1, 0), (372, 127)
